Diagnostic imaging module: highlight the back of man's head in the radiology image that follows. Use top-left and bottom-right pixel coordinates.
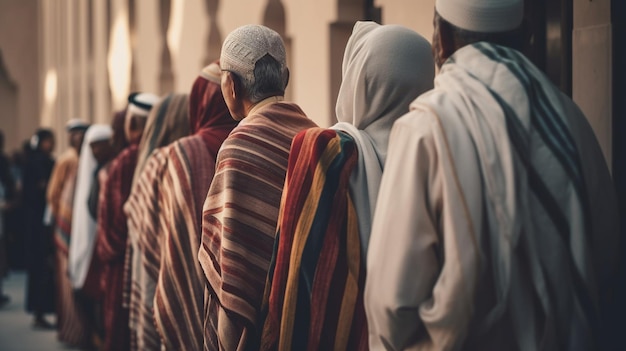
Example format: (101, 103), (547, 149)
(433, 0), (525, 67)
(220, 24), (288, 104)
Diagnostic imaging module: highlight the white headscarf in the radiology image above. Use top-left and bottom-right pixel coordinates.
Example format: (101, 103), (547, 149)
(333, 21), (434, 255)
(68, 124), (113, 289)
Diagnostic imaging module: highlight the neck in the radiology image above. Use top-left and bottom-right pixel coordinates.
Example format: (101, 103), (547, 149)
(244, 95), (285, 118)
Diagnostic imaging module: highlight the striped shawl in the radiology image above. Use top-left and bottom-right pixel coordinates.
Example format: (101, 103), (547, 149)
(153, 136), (216, 350)
(96, 145), (139, 351)
(124, 148), (169, 351)
(198, 102), (317, 350)
(261, 128), (368, 351)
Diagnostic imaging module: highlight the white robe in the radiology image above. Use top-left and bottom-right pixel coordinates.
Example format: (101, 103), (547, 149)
(68, 125), (112, 289)
(365, 43), (619, 351)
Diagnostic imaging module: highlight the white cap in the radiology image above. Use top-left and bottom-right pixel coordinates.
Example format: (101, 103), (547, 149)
(128, 92), (160, 117)
(435, 0), (524, 33)
(220, 24), (286, 86)
(85, 124), (113, 144)
(200, 61), (222, 84)
(65, 118), (90, 131)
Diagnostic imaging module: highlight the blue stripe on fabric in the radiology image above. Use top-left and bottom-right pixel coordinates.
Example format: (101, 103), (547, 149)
(292, 131), (355, 350)
(468, 44), (599, 345)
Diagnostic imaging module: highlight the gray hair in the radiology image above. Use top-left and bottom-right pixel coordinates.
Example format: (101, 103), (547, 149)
(239, 54), (288, 104)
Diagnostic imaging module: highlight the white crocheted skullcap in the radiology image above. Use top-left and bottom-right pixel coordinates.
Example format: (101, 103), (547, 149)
(436, 0), (524, 33)
(220, 24), (286, 86)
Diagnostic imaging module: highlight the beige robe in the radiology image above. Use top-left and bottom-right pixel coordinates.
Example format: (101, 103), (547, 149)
(47, 148), (78, 219)
(365, 43), (619, 351)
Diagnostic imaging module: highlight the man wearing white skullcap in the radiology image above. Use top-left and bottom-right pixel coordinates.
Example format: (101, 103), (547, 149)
(365, 0), (619, 350)
(197, 24), (317, 350)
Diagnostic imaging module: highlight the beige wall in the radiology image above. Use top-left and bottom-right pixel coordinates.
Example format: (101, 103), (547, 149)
(135, 0), (160, 95)
(284, 0), (334, 127)
(0, 0), (40, 153)
(142, 0), (335, 128)
(29, 0), (439, 148)
(377, 0), (435, 42)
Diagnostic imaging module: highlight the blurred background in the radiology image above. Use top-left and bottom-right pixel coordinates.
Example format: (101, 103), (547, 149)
(0, 0), (621, 167)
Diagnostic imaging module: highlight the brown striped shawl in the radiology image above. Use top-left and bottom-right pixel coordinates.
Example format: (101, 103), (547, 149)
(96, 145), (140, 351)
(198, 102), (317, 350)
(152, 65), (237, 351)
(153, 136), (216, 350)
(124, 148), (169, 351)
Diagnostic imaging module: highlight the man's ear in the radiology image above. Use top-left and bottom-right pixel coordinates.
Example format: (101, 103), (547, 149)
(227, 72), (242, 100)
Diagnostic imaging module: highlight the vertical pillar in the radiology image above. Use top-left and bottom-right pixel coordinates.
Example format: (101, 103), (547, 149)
(66, 0), (75, 120)
(203, 0), (222, 65)
(329, 0), (363, 123)
(263, 0), (293, 99)
(39, 0), (55, 128)
(158, 0), (174, 94)
(128, 0), (139, 91)
(92, 0), (112, 123)
(78, 0), (89, 122)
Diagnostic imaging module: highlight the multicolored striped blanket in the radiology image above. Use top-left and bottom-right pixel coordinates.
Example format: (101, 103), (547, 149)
(261, 128), (368, 351)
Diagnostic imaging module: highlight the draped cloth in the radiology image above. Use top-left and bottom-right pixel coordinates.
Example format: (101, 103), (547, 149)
(198, 101), (317, 351)
(122, 94), (190, 351)
(125, 149), (169, 351)
(153, 64), (238, 351)
(365, 42), (619, 351)
(132, 94), (190, 188)
(47, 149), (89, 346)
(332, 22), (434, 255)
(95, 144), (138, 351)
(69, 124), (112, 290)
(122, 95), (188, 319)
(261, 128), (367, 351)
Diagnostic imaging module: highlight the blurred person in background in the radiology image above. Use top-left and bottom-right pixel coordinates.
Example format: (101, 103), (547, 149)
(0, 130), (17, 307)
(116, 92), (190, 351)
(68, 124), (114, 349)
(97, 92), (162, 351)
(23, 128), (56, 328)
(46, 119), (91, 346)
(5, 143), (28, 270)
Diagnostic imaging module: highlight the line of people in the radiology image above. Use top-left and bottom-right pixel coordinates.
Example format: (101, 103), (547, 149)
(5, 0), (620, 350)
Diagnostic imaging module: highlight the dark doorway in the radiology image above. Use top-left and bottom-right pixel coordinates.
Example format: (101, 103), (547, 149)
(524, 0), (573, 96)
